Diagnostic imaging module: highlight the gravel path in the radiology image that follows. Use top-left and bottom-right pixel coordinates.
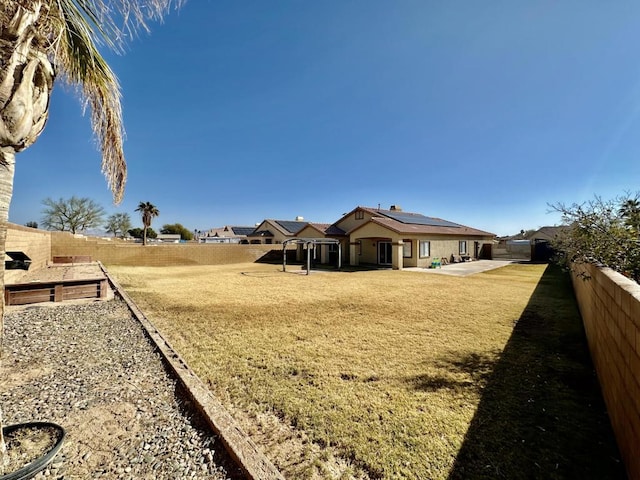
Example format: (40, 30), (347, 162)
(0, 298), (245, 480)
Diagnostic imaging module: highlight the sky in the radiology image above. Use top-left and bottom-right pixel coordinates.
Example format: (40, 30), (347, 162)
(10, 1), (640, 236)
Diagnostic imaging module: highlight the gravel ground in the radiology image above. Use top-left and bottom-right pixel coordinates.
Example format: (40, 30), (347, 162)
(0, 298), (245, 480)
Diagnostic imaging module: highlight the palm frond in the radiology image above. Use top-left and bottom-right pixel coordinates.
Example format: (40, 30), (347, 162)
(53, 0), (125, 203)
(42, 0), (184, 204)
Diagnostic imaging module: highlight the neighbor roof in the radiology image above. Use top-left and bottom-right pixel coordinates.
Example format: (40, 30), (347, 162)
(529, 226), (568, 240)
(207, 225), (255, 237)
(304, 223), (347, 236)
(273, 219), (309, 235)
(231, 226), (256, 236)
(531, 225), (569, 237)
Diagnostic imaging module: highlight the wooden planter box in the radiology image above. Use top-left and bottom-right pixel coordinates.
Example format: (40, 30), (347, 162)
(5, 278), (108, 306)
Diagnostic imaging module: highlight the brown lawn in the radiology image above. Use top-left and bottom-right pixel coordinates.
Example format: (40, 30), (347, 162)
(107, 262), (624, 480)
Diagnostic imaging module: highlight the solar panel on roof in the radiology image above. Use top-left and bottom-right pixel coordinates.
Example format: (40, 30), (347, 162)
(381, 211), (460, 228)
(232, 227), (255, 236)
(276, 220), (308, 234)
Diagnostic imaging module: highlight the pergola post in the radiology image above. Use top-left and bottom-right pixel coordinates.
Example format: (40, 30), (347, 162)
(282, 244), (287, 272)
(282, 238), (341, 274)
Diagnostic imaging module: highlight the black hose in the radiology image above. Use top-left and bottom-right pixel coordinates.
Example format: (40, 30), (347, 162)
(1, 421), (66, 480)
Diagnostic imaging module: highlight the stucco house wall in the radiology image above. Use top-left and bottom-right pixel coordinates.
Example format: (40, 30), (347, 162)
(347, 219), (492, 268)
(334, 208), (379, 234)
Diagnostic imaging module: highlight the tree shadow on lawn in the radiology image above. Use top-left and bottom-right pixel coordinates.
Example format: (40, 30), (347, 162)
(410, 351), (499, 391)
(443, 264), (626, 480)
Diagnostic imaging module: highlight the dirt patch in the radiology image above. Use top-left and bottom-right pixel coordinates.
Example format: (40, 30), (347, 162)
(61, 403), (140, 475)
(0, 366), (53, 390)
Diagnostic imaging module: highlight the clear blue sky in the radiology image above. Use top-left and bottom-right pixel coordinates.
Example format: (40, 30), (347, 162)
(10, 1), (640, 236)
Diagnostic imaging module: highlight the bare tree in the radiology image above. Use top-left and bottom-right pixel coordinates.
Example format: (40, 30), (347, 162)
(106, 212), (133, 238)
(41, 197), (105, 234)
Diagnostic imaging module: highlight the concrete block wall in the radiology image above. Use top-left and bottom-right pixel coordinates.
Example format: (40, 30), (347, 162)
(5, 223), (52, 284)
(571, 262), (640, 480)
(50, 231), (280, 266)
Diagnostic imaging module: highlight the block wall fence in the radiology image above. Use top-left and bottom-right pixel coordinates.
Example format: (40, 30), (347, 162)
(5, 224), (51, 284)
(49, 232), (281, 266)
(5, 224), (282, 268)
(571, 263), (640, 480)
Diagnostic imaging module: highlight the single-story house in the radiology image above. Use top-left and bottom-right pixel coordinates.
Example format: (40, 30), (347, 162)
(528, 226), (568, 242)
(200, 225), (255, 244)
(247, 218), (309, 244)
(296, 205), (495, 270)
(156, 233), (181, 243)
(528, 225), (569, 261)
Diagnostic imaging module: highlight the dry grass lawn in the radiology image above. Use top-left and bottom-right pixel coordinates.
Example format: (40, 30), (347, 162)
(107, 262), (624, 480)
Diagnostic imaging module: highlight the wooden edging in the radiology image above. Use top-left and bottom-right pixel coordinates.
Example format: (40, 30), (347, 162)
(98, 263), (284, 480)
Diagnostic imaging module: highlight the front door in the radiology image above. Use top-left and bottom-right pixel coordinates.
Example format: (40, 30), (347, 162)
(378, 241), (392, 265)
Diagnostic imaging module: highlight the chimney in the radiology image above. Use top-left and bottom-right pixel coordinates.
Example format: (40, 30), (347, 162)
(295, 216), (304, 221)
(390, 205), (402, 211)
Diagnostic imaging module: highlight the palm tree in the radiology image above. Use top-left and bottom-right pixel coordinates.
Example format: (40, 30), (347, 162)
(0, 0), (182, 469)
(619, 197), (640, 234)
(135, 201), (160, 246)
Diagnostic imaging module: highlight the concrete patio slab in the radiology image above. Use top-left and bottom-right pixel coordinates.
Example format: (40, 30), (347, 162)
(406, 259), (520, 277)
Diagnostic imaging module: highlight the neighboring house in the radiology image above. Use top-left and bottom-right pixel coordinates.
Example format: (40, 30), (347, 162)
(201, 225), (255, 244)
(298, 205), (495, 270)
(248, 218), (309, 244)
(528, 226), (568, 242)
(156, 233), (181, 243)
(528, 225), (569, 261)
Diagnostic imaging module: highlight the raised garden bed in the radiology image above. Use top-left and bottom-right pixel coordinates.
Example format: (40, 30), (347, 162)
(4, 278), (108, 306)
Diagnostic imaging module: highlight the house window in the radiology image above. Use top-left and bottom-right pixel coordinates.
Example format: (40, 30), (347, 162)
(329, 243), (338, 252)
(419, 241), (430, 258)
(459, 241), (467, 254)
(355, 210), (364, 220)
(403, 239), (412, 258)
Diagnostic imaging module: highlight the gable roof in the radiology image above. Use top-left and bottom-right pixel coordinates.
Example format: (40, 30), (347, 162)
(302, 223), (347, 236)
(207, 225), (255, 237)
(276, 220), (309, 235)
(348, 206), (494, 237)
(529, 225), (568, 241)
(231, 226), (256, 236)
(324, 224), (347, 236)
(365, 216), (494, 236)
(257, 219), (309, 236)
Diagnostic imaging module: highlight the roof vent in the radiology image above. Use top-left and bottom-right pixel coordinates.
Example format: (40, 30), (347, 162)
(295, 216), (304, 221)
(390, 205), (402, 211)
